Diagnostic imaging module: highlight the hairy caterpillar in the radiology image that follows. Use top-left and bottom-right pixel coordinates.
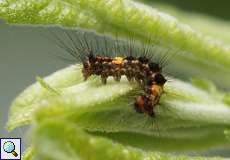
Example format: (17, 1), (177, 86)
(50, 29), (168, 117)
(82, 55), (166, 117)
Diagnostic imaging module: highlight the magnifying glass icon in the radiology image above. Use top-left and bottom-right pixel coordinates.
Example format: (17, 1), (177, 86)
(3, 141), (18, 157)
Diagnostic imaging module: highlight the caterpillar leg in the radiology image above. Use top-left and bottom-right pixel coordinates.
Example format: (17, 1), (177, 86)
(134, 95), (156, 117)
(113, 73), (121, 82)
(101, 75), (108, 84)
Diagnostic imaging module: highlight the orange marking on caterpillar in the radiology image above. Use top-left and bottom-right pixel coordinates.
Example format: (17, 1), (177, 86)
(112, 57), (124, 65)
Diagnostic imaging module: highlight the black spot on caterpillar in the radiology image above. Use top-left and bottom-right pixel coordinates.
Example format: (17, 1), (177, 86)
(48, 29), (171, 117)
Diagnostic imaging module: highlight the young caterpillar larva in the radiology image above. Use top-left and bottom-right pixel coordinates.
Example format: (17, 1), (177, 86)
(82, 54), (167, 117)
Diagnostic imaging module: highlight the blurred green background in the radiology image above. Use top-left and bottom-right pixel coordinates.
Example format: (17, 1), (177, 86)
(0, 0), (230, 156)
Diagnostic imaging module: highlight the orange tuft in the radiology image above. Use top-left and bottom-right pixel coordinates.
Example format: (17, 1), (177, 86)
(150, 84), (164, 104)
(112, 57), (124, 65)
(151, 85), (163, 94)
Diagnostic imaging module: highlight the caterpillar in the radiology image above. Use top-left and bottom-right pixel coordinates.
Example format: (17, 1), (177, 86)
(50, 29), (168, 117)
(82, 54), (167, 117)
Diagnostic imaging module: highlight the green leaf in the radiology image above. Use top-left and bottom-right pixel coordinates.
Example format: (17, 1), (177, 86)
(223, 93), (230, 106)
(191, 78), (219, 94)
(224, 129), (230, 142)
(1, 0), (230, 89)
(149, 2), (230, 44)
(33, 118), (226, 160)
(22, 147), (34, 160)
(7, 65), (230, 152)
(6, 64), (83, 131)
